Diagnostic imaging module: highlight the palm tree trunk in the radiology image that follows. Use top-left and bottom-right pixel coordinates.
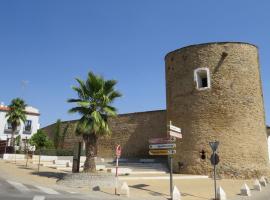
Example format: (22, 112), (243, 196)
(83, 134), (97, 173)
(11, 130), (15, 152)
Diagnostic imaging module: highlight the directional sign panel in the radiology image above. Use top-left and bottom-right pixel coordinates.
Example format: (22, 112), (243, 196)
(149, 149), (176, 156)
(169, 131), (182, 139)
(168, 125), (181, 133)
(149, 143), (176, 149)
(149, 137), (176, 144)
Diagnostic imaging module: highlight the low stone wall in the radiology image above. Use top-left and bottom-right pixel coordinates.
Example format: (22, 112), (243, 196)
(42, 110), (166, 159)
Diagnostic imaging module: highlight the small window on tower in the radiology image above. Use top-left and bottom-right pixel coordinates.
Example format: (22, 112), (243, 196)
(194, 68), (210, 90)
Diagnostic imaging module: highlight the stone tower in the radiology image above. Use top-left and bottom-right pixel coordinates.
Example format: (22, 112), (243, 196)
(165, 42), (269, 178)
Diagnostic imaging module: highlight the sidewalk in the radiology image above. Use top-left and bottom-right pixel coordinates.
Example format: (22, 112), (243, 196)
(0, 159), (260, 200)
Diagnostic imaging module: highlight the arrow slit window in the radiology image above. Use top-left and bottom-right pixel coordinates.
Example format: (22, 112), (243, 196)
(194, 68), (210, 90)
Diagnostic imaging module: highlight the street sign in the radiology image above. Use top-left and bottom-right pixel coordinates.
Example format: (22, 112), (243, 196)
(149, 149), (176, 156)
(209, 140), (220, 200)
(149, 143), (176, 149)
(115, 145), (121, 158)
(148, 137), (176, 144)
(209, 141), (219, 152)
(168, 131), (182, 139)
(168, 125), (181, 133)
(210, 153), (220, 165)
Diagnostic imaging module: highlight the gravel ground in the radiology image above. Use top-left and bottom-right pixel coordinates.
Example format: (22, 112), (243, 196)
(57, 172), (121, 188)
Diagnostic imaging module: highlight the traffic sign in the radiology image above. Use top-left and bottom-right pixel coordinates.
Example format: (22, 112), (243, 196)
(149, 149), (176, 156)
(149, 143), (176, 149)
(210, 153), (220, 165)
(149, 137), (176, 144)
(169, 131), (182, 139)
(209, 141), (219, 152)
(115, 145), (121, 158)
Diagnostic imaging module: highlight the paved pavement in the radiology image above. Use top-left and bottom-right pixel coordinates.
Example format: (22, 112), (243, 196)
(0, 176), (131, 200)
(231, 184), (270, 200)
(0, 176), (80, 199)
(1, 159), (270, 200)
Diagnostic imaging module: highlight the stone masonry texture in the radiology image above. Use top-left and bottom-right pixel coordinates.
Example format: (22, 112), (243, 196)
(42, 42), (270, 179)
(165, 42), (269, 178)
(42, 110), (166, 158)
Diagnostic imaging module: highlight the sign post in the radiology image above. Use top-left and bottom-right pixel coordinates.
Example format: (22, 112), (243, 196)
(149, 121), (181, 200)
(115, 144), (121, 195)
(209, 141), (220, 200)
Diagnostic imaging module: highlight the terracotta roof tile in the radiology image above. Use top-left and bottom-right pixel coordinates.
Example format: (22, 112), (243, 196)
(0, 106), (40, 116)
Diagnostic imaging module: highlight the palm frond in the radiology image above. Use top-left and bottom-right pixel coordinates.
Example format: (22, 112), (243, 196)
(68, 71), (121, 138)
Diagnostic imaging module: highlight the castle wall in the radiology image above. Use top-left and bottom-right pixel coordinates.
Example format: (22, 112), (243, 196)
(165, 42), (269, 178)
(42, 110), (166, 158)
(267, 127), (270, 162)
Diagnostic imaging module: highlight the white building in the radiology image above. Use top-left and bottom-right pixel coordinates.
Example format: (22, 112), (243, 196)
(0, 102), (40, 141)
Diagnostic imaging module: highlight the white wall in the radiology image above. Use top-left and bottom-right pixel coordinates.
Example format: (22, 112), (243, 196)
(0, 111), (7, 140)
(0, 105), (40, 141)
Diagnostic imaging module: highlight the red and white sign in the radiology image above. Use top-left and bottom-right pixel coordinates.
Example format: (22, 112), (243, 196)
(169, 131), (182, 139)
(115, 144), (121, 158)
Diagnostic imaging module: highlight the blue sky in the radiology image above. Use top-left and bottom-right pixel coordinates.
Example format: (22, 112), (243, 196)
(0, 0), (269, 127)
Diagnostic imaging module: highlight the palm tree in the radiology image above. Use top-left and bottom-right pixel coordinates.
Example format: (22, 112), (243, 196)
(68, 71), (121, 172)
(5, 98), (27, 150)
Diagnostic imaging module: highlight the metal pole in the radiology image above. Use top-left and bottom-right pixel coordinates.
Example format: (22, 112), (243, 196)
(115, 157), (119, 195)
(213, 153), (217, 200)
(170, 155), (173, 199)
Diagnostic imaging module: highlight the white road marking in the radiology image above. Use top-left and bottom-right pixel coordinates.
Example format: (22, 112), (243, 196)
(68, 191), (77, 194)
(35, 186), (59, 195)
(33, 195), (46, 200)
(7, 180), (30, 193)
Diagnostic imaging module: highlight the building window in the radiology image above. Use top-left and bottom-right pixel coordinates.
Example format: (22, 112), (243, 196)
(194, 68), (211, 90)
(7, 122), (12, 130)
(24, 120), (32, 132)
(4, 122), (20, 133)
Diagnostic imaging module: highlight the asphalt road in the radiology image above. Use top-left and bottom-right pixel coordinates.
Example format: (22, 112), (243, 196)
(0, 176), (126, 200)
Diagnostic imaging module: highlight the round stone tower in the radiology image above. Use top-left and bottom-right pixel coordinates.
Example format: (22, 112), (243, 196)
(165, 42), (269, 178)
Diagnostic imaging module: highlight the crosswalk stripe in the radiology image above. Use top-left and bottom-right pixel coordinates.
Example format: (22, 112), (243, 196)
(35, 186), (59, 195)
(7, 180), (30, 193)
(33, 195), (46, 200)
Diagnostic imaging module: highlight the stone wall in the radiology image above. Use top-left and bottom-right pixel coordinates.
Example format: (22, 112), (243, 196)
(165, 42), (270, 178)
(42, 110), (166, 158)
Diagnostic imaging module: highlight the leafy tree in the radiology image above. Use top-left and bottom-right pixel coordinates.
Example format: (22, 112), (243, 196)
(30, 130), (52, 171)
(5, 98), (27, 149)
(53, 119), (70, 149)
(68, 71), (121, 172)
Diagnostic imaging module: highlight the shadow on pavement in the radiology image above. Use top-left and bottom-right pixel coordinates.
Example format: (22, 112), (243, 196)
(130, 184), (209, 199)
(130, 184), (167, 197)
(181, 192), (209, 199)
(31, 171), (66, 179)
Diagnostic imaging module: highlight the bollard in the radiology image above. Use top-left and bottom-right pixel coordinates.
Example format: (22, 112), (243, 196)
(172, 186), (181, 200)
(120, 182), (130, 197)
(217, 186), (226, 200)
(259, 177), (267, 187)
(240, 183), (251, 196)
(254, 179), (262, 191)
